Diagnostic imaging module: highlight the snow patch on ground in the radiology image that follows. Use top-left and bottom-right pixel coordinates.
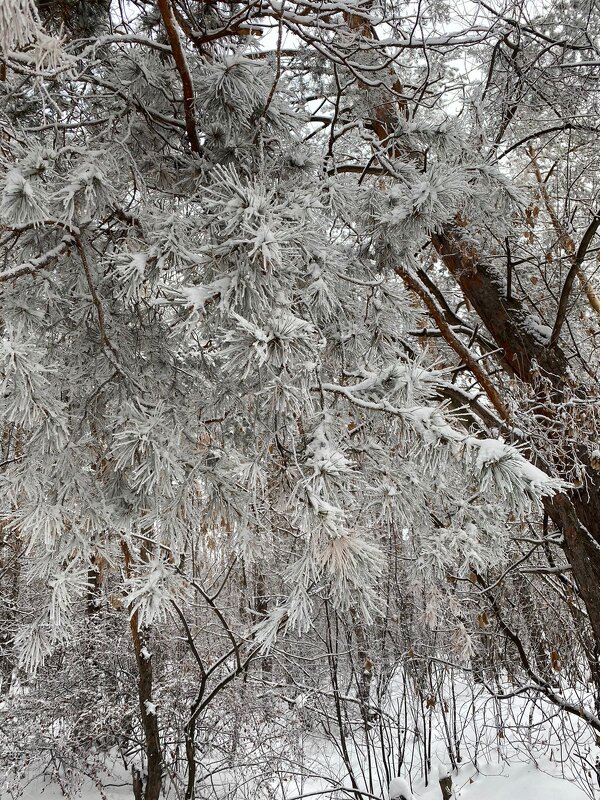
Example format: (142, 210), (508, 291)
(417, 761), (591, 800)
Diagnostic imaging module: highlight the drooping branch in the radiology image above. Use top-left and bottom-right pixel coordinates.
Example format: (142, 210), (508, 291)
(477, 567), (600, 733)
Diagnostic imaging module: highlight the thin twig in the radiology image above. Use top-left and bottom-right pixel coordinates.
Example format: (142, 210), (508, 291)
(550, 212), (600, 348)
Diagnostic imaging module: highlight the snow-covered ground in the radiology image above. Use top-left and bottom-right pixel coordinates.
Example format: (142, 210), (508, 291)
(6, 673), (600, 800)
(12, 761), (593, 800)
(415, 761), (592, 800)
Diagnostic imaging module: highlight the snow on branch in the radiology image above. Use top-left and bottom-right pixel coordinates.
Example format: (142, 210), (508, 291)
(321, 379), (566, 506)
(0, 237), (74, 283)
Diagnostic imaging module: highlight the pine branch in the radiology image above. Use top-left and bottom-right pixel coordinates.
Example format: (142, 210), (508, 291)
(394, 263), (512, 422)
(157, 0), (202, 156)
(0, 236), (73, 283)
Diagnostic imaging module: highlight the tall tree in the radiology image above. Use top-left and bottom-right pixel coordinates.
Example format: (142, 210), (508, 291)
(2, 0), (599, 796)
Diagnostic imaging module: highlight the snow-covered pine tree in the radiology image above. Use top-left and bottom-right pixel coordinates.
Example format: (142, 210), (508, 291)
(0, 1), (583, 796)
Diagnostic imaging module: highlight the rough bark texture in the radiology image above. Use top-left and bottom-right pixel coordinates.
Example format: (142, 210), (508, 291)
(431, 229), (600, 652)
(130, 610), (163, 800)
(431, 230), (568, 383)
(344, 9), (600, 683)
(432, 229), (600, 670)
(122, 542), (163, 800)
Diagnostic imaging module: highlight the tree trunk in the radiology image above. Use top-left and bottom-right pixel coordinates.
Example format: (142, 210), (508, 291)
(432, 230), (600, 662)
(351, 613), (375, 726)
(344, 4), (600, 694)
(122, 541), (163, 800)
(129, 609), (163, 800)
(0, 526), (20, 696)
(439, 775), (453, 800)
